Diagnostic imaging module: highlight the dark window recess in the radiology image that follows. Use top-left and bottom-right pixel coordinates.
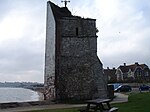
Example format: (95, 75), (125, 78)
(76, 28), (78, 36)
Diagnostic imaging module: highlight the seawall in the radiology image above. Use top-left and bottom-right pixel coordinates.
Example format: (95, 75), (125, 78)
(0, 100), (53, 109)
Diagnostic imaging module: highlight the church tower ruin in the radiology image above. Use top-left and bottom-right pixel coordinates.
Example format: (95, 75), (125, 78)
(44, 1), (107, 100)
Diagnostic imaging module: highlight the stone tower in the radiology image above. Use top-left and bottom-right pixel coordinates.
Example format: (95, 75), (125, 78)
(44, 1), (107, 100)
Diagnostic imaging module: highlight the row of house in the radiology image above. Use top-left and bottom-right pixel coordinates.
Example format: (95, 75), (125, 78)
(104, 62), (150, 83)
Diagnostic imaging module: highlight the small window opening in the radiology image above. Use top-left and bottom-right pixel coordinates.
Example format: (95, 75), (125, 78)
(76, 27), (78, 36)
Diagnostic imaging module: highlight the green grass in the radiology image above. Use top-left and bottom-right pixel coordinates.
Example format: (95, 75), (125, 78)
(113, 92), (150, 112)
(28, 92), (150, 112)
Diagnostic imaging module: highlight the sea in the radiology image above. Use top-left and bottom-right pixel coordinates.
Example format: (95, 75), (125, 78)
(0, 87), (43, 103)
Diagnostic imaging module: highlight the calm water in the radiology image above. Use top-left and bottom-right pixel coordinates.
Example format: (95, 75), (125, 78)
(0, 87), (43, 103)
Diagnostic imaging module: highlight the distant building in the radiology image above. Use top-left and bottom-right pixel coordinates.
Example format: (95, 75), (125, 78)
(44, 1), (107, 100)
(104, 67), (117, 83)
(116, 62), (150, 82)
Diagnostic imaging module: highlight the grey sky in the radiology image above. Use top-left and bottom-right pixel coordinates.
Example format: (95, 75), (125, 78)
(0, 0), (150, 82)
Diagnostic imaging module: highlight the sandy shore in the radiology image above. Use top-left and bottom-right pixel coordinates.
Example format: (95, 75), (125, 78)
(37, 91), (44, 101)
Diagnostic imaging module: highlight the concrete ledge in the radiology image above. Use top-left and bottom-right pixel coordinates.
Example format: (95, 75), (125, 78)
(0, 100), (54, 109)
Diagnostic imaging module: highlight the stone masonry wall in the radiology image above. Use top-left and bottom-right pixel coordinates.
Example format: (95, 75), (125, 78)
(44, 3), (56, 100)
(56, 17), (107, 100)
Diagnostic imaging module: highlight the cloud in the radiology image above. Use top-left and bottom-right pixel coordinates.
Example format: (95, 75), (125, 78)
(0, 0), (46, 82)
(96, 0), (150, 68)
(0, 0), (150, 82)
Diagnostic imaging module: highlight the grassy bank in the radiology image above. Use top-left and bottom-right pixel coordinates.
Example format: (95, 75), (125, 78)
(28, 92), (150, 112)
(113, 92), (150, 112)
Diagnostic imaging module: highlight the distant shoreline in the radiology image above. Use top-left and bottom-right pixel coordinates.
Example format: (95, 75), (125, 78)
(30, 87), (45, 101)
(0, 87), (49, 109)
(37, 91), (44, 101)
(0, 87), (43, 104)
